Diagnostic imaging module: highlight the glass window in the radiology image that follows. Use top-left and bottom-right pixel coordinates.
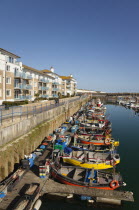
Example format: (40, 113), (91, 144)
(9, 57), (14, 63)
(6, 65), (10, 71)
(6, 90), (11, 96)
(6, 77), (11, 84)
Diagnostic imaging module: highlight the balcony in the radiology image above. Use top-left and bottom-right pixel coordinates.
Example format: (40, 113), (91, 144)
(52, 82), (59, 85)
(52, 88), (59, 91)
(39, 78), (45, 82)
(39, 78), (50, 83)
(39, 86), (49, 91)
(14, 95), (32, 100)
(66, 85), (71, 88)
(26, 85), (32, 89)
(52, 94), (58, 98)
(14, 72), (32, 79)
(14, 72), (22, 78)
(45, 80), (49, 83)
(22, 73), (32, 79)
(45, 87), (49, 90)
(14, 84), (32, 89)
(41, 95), (49, 98)
(39, 86), (45, 91)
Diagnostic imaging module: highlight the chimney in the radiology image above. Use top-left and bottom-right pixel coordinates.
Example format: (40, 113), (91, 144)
(50, 66), (54, 72)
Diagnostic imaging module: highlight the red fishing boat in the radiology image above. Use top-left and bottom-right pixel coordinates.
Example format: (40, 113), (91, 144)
(50, 164), (125, 190)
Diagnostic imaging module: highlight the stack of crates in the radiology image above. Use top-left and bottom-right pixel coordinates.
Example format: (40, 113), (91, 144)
(39, 165), (47, 178)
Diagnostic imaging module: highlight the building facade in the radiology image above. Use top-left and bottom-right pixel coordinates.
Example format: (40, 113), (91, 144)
(60, 75), (77, 96)
(0, 48), (77, 105)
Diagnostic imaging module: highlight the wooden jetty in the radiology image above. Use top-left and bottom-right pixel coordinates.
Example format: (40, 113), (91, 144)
(42, 179), (134, 202)
(0, 169), (134, 209)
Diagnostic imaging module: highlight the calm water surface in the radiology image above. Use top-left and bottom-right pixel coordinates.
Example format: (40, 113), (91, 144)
(40, 105), (139, 210)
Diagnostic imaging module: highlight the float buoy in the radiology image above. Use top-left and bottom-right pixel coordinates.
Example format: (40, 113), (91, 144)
(33, 199), (42, 210)
(110, 180), (119, 189)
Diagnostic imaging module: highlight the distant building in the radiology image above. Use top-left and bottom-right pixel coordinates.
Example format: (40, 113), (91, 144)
(77, 89), (106, 95)
(60, 75), (77, 96)
(40, 67), (62, 98)
(0, 48), (77, 104)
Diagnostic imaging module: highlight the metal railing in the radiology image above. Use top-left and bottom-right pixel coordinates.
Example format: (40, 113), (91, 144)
(0, 96), (86, 126)
(14, 95), (32, 100)
(14, 72), (32, 79)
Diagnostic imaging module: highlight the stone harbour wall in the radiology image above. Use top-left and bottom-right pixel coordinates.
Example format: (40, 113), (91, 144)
(0, 98), (88, 180)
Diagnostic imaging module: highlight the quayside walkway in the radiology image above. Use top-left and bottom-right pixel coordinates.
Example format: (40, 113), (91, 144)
(0, 97), (80, 128)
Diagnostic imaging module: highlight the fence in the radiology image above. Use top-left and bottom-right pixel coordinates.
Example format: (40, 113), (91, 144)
(0, 96), (84, 126)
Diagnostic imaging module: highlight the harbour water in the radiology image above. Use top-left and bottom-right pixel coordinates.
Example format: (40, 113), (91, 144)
(40, 104), (139, 210)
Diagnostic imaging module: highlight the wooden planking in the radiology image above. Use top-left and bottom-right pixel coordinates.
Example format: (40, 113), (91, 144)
(42, 179), (134, 202)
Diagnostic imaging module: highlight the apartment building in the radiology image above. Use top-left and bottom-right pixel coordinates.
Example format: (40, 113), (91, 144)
(41, 67), (62, 98)
(22, 65), (55, 100)
(60, 75), (77, 96)
(0, 48), (22, 104)
(0, 48), (77, 105)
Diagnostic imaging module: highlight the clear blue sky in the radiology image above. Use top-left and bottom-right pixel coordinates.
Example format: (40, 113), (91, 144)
(0, 0), (139, 92)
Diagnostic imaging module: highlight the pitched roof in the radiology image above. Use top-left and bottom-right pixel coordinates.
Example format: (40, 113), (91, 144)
(41, 69), (51, 73)
(23, 65), (55, 79)
(60, 76), (73, 80)
(0, 48), (20, 58)
(41, 69), (61, 77)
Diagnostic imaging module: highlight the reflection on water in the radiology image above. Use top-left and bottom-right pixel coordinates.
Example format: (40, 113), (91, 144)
(40, 105), (139, 210)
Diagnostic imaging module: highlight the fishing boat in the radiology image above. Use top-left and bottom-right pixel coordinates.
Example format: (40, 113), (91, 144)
(71, 144), (115, 153)
(50, 165), (125, 190)
(62, 149), (120, 169)
(77, 134), (114, 146)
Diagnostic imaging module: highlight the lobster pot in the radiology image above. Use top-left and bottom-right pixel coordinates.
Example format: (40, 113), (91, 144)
(39, 166), (46, 178)
(39, 164), (50, 178)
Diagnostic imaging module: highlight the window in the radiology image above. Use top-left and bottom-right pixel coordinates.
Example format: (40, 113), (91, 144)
(6, 77), (11, 84)
(6, 65), (10, 71)
(6, 90), (11, 96)
(0, 89), (2, 97)
(9, 57), (14, 63)
(0, 75), (2, 83)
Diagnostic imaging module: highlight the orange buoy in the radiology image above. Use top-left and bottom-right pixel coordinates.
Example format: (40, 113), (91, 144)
(110, 180), (119, 189)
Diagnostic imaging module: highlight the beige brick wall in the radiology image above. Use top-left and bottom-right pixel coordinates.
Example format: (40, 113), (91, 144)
(5, 71), (14, 100)
(0, 70), (3, 100)
(33, 78), (39, 94)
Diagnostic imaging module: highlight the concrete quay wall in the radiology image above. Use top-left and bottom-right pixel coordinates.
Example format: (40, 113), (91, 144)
(0, 98), (88, 180)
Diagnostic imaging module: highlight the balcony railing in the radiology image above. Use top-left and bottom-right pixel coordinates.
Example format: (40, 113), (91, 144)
(14, 72), (22, 78)
(52, 94), (58, 98)
(14, 72), (32, 79)
(39, 86), (49, 90)
(26, 85), (32, 89)
(22, 73), (32, 79)
(41, 95), (49, 98)
(45, 87), (49, 90)
(14, 84), (32, 89)
(52, 82), (59, 85)
(39, 78), (50, 83)
(52, 88), (59, 91)
(14, 95), (32, 100)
